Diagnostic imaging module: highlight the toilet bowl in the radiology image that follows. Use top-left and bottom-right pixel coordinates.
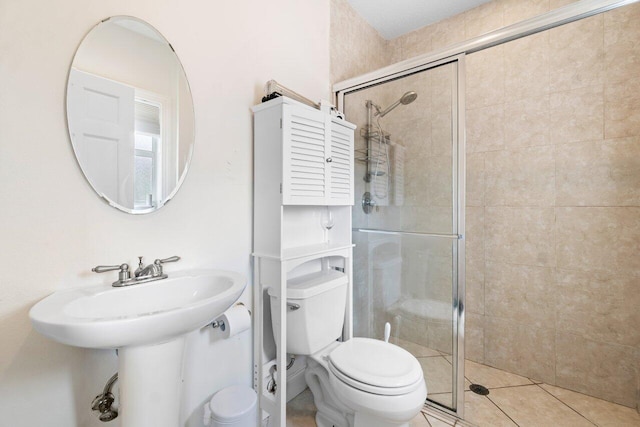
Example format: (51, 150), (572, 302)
(306, 338), (427, 427)
(268, 269), (427, 427)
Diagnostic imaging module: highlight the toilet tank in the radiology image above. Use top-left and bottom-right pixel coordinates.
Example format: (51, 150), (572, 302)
(268, 269), (348, 355)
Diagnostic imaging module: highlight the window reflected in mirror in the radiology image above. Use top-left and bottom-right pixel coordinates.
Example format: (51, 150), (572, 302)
(66, 16), (194, 214)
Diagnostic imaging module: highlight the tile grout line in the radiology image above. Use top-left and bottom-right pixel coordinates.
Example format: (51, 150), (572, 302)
(481, 382), (540, 391)
(422, 410), (433, 427)
(535, 383), (599, 426)
(484, 393), (522, 427)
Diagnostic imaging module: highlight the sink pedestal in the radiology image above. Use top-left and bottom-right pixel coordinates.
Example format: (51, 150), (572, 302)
(118, 336), (186, 427)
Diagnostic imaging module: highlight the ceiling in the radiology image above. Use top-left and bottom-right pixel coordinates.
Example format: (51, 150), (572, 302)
(346, 0), (492, 40)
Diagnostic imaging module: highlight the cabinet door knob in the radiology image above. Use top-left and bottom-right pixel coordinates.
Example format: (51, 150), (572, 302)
(326, 157), (332, 163)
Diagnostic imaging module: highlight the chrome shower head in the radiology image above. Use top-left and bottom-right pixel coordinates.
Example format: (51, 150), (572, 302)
(400, 91), (418, 105)
(375, 91), (418, 117)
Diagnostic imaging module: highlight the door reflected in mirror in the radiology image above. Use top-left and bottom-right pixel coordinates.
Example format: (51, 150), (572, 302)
(67, 16), (194, 214)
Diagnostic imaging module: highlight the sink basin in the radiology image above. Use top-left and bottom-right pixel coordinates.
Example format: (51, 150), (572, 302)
(30, 269), (246, 348)
(29, 269), (247, 427)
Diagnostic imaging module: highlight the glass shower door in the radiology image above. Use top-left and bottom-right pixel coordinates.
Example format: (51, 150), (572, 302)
(342, 57), (465, 414)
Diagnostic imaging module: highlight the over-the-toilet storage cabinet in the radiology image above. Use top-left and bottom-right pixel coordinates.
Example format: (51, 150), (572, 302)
(252, 96), (356, 426)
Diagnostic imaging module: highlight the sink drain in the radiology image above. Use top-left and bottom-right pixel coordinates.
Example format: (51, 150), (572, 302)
(469, 384), (490, 395)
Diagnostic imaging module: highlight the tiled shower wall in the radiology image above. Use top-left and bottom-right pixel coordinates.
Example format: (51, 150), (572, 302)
(461, 4), (640, 408)
(332, 0), (640, 410)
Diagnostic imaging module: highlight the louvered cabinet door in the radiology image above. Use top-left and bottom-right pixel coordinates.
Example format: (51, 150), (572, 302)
(327, 120), (354, 205)
(281, 105), (329, 205)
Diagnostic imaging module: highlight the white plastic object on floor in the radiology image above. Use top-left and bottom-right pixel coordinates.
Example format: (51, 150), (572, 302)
(384, 322), (390, 343)
(203, 385), (257, 427)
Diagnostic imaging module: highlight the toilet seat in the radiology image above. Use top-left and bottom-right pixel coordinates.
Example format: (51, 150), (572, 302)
(327, 338), (423, 396)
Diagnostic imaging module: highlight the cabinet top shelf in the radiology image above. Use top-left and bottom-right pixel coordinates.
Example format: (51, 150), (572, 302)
(251, 96), (357, 130)
(253, 242), (354, 262)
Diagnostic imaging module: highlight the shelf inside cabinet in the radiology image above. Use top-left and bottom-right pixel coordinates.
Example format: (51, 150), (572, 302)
(253, 242), (354, 261)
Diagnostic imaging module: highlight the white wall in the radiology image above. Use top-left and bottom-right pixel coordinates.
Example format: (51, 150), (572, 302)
(0, 0), (330, 426)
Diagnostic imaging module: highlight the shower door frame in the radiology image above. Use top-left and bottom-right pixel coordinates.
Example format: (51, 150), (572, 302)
(336, 54), (467, 417)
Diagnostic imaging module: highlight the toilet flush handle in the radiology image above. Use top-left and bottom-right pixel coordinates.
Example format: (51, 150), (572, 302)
(384, 322), (391, 343)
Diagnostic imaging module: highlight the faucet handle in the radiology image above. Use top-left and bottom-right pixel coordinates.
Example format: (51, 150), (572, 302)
(154, 256), (180, 265)
(92, 263), (129, 273)
(153, 256), (180, 275)
(92, 263), (131, 284)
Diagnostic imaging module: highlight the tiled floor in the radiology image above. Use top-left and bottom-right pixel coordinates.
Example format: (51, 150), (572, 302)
(286, 339), (640, 426)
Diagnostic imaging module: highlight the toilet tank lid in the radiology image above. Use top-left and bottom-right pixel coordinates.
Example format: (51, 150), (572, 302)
(207, 385), (257, 422)
(267, 269), (347, 300)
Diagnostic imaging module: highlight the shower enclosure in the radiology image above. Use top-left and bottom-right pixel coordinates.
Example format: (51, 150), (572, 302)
(339, 56), (466, 416)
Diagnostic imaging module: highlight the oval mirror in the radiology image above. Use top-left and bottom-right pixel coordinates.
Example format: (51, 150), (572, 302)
(67, 16), (195, 214)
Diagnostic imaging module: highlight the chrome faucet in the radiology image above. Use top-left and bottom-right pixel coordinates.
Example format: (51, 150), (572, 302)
(92, 256), (180, 287)
(135, 256), (159, 278)
(135, 256), (180, 279)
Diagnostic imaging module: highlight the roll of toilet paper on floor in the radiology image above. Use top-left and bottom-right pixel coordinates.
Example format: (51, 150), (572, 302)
(217, 304), (251, 338)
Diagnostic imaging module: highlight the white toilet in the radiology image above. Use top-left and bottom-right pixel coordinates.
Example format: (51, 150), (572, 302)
(268, 270), (427, 427)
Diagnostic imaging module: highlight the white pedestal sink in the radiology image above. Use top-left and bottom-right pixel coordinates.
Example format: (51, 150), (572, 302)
(29, 269), (246, 427)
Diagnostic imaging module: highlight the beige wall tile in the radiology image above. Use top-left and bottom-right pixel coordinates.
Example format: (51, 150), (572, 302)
(388, 38), (404, 64)
(431, 14), (466, 52)
(484, 145), (555, 207)
(402, 206), (453, 233)
(556, 207), (640, 274)
(426, 156), (453, 207)
(398, 313), (429, 348)
(466, 256), (485, 315)
(428, 319), (454, 354)
(549, 14), (604, 92)
(556, 137), (640, 206)
(431, 112), (453, 157)
(391, 337), (441, 358)
(485, 317), (556, 383)
(466, 206), (484, 261)
(556, 269), (640, 349)
(485, 207), (555, 267)
(467, 104), (504, 153)
(549, 0), (581, 8)
(466, 153), (485, 207)
(550, 84), (604, 144)
(605, 76), (640, 139)
(503, 95), (550, 149)
(465, 1), (504, 39)
(400, 25), (434, 61)
(330, 0), (389, 83)
(636, 348), (640, 411)
(485, 261), (556, 329)
(604, 2), (640, 84)
(466, 45), (505, 110)
(431, 63), (454, 114)
(465, 313), (485, 363)
(504, 32), (549, 102)
(502, 0), (550, 26)
(556, 332), (638, 408)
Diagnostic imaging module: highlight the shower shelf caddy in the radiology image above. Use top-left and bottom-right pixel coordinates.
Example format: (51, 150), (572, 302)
(251, 96), (356, 426)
